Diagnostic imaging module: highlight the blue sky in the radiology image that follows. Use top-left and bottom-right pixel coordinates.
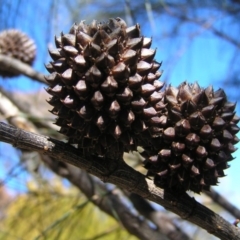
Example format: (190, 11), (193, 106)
(0, 1), (240, 207)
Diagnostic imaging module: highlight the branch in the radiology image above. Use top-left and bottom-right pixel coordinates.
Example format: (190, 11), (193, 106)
(0, 88), (58, 132)
(167, 13), (240, 48)
(0, 54), (47, 84)
(206, 189), (240, 220)
(0, 122), (239, 240)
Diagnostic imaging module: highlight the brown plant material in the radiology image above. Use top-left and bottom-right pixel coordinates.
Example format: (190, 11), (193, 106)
(45, 18), (164, 159)
(0, 122), (240, 240)
(143, 82), (239, 193)
(0, 29), (36, 77)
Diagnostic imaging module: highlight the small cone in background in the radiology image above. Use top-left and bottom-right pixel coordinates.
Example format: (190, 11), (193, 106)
(0, 29), (36, 77)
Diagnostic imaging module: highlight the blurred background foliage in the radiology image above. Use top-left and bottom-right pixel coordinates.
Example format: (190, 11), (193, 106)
(0, 178), (136, 240)
(0, 0), (239, 239)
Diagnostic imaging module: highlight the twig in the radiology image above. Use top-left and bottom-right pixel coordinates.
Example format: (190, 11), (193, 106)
(0, 88), (58, 131)
(166, 12), (240, 48)
(0, 122), (239, 240)
(0, 54), (47, 84)
(206, 189), (240, 219)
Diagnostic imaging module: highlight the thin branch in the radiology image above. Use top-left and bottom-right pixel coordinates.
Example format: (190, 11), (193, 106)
(0, 90), (38, 132)
(0, 88), (58, 131)
(0, 122), (239, 240)
(166, 12), (240, 48)
(0, 54), (47, 84)
(206, 189), (240, 219)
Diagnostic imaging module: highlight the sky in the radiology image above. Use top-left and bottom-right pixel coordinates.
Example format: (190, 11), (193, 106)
(0, 1), (240, 207)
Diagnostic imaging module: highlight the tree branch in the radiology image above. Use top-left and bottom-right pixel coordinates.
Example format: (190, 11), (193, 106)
(0, 122), (239, 240)
(166, 12), (240, 48)
(0, 54), (47, 84)
(0, 87), (58, 132)
(206, 189), (240, 220)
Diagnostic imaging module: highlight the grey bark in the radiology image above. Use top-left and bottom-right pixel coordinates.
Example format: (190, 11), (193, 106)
(0, 122), (240, 240)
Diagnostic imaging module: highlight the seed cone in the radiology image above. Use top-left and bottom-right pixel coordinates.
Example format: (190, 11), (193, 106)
(143, 82), (239, 193)
(0, 29), (36, 77)
(46, 18), (164, 158)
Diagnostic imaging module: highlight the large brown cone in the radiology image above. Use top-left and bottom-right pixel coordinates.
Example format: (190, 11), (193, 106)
(46, 18), (164, 159)
(0, 29), (36, 77)
(143, 82), (239, 193)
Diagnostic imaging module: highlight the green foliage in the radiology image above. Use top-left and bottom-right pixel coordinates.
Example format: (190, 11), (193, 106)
(0, 179), (137, 240)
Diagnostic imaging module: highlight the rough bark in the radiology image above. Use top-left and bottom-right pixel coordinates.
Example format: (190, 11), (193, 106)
(0, 122), (239, 240)
(0, 54), (46, 84)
